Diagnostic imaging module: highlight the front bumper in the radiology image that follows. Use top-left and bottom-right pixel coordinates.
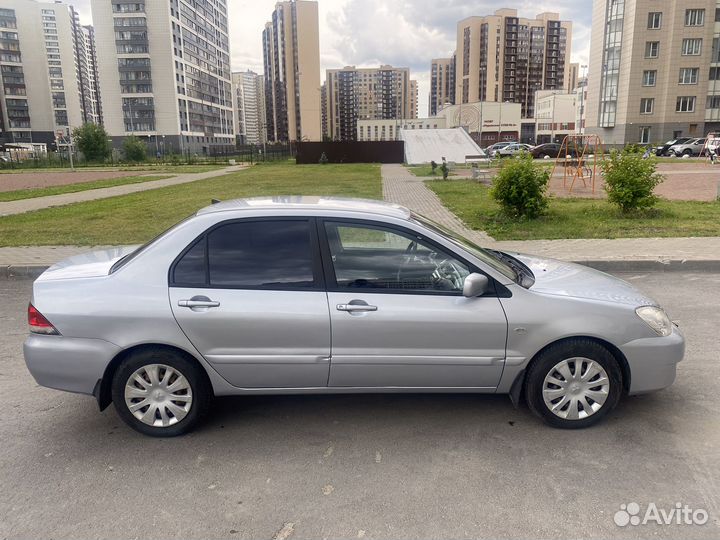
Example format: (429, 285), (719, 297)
(24, 334), (121, 395)
(620, 326), (685, 395)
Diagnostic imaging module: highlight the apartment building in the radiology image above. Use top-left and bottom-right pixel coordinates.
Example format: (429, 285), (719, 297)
(455, 9), (572, 119)
(91, 0), (235, 155)
(534, 90), (577, 144)
(232, 70), (265, 145)
(586, 0), (720, 147)
(0, 0), (99, 146)
(566, 62), (580, 92)
(325, 65), (416, 141)
(429, 56), (456, 116)
(81, 25), (102, 125)
(262, 0), (321, 142)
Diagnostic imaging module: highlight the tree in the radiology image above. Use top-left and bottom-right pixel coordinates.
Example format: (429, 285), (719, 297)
(490, 152), (549, 218)
(72, 123), (111, 162)
(601, 148), (664, 212)
(122, 135), (147, 162)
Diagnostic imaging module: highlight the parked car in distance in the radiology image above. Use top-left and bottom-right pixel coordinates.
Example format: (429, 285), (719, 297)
(529, 143), (561, 159)
(485, 142), (513, 157)
(496, 143), (533, 157)
(24, 197), (685, 436)
(655, 137), (692, 156)
(670, 138), (706, 157)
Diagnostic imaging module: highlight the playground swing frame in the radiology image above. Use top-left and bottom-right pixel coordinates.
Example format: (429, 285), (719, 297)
(550, 134), (604, 194)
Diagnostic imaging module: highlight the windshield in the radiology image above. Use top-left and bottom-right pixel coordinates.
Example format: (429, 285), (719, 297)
(410, 213), (518, 282)
(110, 214), (194, 273)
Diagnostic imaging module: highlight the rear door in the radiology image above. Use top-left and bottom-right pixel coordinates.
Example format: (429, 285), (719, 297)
(169, 218), (331, 388)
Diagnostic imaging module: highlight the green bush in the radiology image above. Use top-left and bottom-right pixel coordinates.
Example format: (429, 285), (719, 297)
(601, 149), (664, 212)
(490, 153), (549, 218)
(122, 135), (147, 162)
(72, 123), (111, 162)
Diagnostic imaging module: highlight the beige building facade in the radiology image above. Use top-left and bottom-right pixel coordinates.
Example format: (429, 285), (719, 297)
(325, 65), (416, 141)
(455, 9), (572, 119)
(232, 70), (266, 145)
(586, 0), (720, 147)
(435, 101), (522, 146)
(92, 0), (234, 154)
(534, 90), (577, 143)
(0, 0), (96, 146)
(429, 56), (456, 116)
(263, 0), (321, 142)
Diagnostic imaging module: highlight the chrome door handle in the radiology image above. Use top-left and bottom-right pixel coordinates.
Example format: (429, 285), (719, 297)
(178, 298), (220, 308)
(336, 303), (377, 312)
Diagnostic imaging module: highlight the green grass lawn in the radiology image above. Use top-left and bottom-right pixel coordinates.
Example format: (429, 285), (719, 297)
(0, 163), (382, 246)
(0, 164), (227, 175)
(0, 174), (173, 202)
(429, 180), (720, 240)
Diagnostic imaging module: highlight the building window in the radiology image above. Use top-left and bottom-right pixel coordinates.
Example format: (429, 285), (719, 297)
(685, 9), (705, 26)
(707, 95), (720, 109)
(640, 98), (654, 114)
(711, 67), (720, 80)
(676, 96), (696, 113)
(679, 68), (699, 85)
(642, 70), (657, 86)
(639, 127), (651, 144)
(681, 38), (702, 56)
(645, 41), (660, 58)
(647, 12), (662, 29)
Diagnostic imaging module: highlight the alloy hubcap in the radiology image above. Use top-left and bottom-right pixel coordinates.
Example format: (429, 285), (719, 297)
(124, 364), (193, 427)
(542, 357), (610, 420)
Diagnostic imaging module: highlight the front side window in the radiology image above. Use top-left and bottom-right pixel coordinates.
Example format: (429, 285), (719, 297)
(172, 220), (317, 288)
(324, 221), (471, 294)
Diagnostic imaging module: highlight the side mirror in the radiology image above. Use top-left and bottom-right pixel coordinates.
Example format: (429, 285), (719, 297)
(463, 273), (489, 298)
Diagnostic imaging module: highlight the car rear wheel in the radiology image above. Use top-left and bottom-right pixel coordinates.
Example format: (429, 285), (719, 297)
(111, 348), (212, 437)
(525, 340), (622, 429)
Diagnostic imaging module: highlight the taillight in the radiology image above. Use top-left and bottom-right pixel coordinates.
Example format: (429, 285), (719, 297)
(28, 304), (60, 335)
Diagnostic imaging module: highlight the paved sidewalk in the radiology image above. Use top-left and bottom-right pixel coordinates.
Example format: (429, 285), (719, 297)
(0, 165), (247, 216)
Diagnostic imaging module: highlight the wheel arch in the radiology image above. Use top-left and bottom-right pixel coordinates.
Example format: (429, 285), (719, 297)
(94, 343), (214, 411)
(510, 335), (631, 405)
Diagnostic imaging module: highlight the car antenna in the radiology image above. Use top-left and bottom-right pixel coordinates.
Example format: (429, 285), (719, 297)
(211, 198), (221, 205)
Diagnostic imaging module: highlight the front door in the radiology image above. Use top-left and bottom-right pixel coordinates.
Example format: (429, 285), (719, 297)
(321, 220), (508, 388)
(169, 218), (331, 388)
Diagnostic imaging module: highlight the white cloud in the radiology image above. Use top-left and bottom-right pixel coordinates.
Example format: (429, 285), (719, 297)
(67, 0), (591, 117)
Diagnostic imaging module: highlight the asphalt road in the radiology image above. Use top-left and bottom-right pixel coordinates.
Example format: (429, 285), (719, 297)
(1, 273), (718, 540)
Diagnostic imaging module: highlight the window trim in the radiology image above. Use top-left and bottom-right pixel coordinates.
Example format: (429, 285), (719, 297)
(317, 217), (502, 298)
(168, 217), (326, 291)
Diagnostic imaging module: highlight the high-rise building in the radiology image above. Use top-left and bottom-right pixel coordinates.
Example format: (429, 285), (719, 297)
(80, 25), (102, 125)
(325, 65), (415, 141)
(586, 0), (720, 147)
(232, 70), (266, 145)
(455, 9), (572, 118)
(566, 62), (580, 92)
(320, 82), (328, 139)
(0, 0), (99, 146)
(262, 0), (321, 142)
(429, 56), (456, 116)
(409, 79), (419, 119)
(91, 0), (235, 155)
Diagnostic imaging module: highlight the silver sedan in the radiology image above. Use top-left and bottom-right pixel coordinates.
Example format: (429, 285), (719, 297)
(24, 197), (684, 436)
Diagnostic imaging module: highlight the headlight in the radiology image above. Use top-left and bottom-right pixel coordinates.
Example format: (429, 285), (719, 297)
(635, 306), (673, 337)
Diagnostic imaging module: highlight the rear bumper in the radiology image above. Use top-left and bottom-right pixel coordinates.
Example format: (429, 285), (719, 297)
(620, 327), (685, 395)
(24, 334), (121, 395)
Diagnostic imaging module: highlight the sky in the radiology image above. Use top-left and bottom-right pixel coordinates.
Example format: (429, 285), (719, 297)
(71, 0), (591, 117)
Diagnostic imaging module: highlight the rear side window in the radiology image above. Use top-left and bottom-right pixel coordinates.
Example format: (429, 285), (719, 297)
(171, 219), (317, 289)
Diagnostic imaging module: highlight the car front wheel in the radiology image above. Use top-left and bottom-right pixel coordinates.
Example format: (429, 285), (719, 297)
(525, 340), (622, 428)
(111, 348), (212, 436)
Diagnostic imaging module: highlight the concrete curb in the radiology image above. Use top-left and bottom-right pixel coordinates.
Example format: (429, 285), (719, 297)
(3, 259), (719, 280)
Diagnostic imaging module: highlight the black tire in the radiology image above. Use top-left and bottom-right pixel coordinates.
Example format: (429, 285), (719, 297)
(111, 348), (212, 437)
(683, 149), (692, 156)
(525, 339), (622, 429)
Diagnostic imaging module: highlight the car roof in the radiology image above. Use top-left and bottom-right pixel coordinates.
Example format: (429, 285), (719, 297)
(196, 196), (412, 219)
